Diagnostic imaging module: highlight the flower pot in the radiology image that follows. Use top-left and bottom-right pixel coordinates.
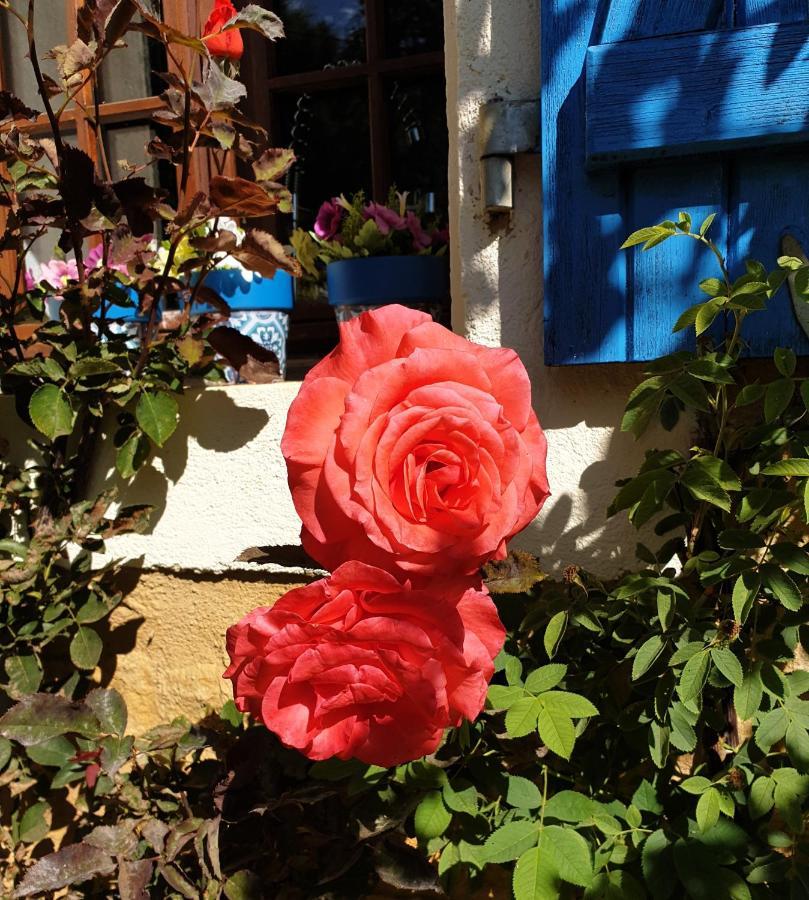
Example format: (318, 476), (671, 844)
(326, 256), (449, 324)
(199, 269), (294, 379)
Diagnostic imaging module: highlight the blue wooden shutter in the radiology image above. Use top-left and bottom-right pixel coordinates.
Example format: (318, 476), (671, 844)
(542, 0), (809, 365)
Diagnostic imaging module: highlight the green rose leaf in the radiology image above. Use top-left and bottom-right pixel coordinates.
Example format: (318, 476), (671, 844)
(483, 821), (540, 864)
(505, 698), (542, 738)
(678, 649), (710, 702)
(506, 775), (542, 810)
(0, 694), (100, 746)
(4, 655), (43, 699)
(710, 647), (743, 687)
(537, 706), (575, 760)
(69, 627), (103, 671)
(540, 825), (593, 887)
(512, 846), (559, 900)
(413, 790), (451, 841)
(632, 635), (665, 680)
(696, 787), (721, 832)
(524, 663), (566, 694)
(136, 391), (179, 447)
(29, 384), (75, 440)
(755, 707), (788, 752)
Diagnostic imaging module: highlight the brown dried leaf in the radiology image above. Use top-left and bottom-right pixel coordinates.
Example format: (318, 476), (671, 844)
(0, 91), (39, 123)
(60, 146), (95, 222)
(193, 285), (231, 317)
(47, 39), (97, 89)
(112, 177), (161, 237)
(208, 326), (282, 384)
(231, 228), (301, 279)
(484, 550), (547, 594)
(101, 505), (152, 538)
(253, 147), (295, 182)
(190, 230), (238, 255)
(86, 820), (139, 857)
(118, 859), (153, 900)
(13, 844), (115, 897)
(210, 176), (281, 218)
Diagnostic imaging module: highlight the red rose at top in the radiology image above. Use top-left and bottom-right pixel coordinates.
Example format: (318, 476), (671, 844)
(282, 305), (549, 580)
(202, 0), (243, 61)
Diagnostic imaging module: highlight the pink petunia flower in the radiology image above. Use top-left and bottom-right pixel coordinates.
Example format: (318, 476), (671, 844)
(405, 210), (433, 251)
(314, 199), (344, 240)
(363, 202), (406, 236)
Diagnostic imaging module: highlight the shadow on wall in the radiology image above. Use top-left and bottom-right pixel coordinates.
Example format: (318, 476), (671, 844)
(450, 0), (693, 577)
(91, 386), (271, 534)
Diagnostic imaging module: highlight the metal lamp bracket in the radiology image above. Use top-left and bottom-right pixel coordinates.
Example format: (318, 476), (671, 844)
(478, 98), (541, 215)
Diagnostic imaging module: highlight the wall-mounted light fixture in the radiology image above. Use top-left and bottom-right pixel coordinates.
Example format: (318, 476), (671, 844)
(478, 98), (541, 215)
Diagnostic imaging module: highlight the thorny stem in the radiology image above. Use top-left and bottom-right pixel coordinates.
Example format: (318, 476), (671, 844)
(686, 236), (746, 556)
(26, 0), (85, 283)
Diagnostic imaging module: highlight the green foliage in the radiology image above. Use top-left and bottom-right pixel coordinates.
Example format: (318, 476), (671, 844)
(0, 2), (298, 895)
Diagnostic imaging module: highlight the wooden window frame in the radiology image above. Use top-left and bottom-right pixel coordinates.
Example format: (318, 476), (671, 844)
(2, 0), (230, 192)
(0, 1), (230, 290)
(257, 0), (444, 202)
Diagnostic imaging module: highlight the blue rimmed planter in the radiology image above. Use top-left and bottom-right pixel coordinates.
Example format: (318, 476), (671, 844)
(326, 255), (449, 323)
(197, 269), (294, 379)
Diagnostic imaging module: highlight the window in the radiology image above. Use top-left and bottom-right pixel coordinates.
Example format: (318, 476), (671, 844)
(0, 1), (218, 287)
(242, 0), (449, 371)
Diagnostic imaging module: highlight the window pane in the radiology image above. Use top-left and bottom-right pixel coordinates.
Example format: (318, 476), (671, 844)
(277, 87), (371, 233)
(26, 131), (78, 271)
(387, 75), (448, 217)
(384, 0), (443, 57)
(100, 13), (167, 102)
(103, 123), (177, 206)
(272, 0), (365, 75)
(1, 1), (69, 108)
(105, 124), (158, 184)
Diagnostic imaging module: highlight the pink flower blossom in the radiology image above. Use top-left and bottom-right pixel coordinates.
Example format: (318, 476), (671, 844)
(31, 258), (79, 293)
(314, 199), (343, 240)
(363, 202), (406, 235)
(405, 210), (432, 251)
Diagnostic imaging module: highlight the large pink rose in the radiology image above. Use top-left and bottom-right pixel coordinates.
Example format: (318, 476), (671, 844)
(282, 305), (549, 579)
(223, 562), (504, 766)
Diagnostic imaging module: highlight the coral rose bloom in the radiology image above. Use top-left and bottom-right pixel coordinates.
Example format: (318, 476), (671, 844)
(223, 562), (504, 766)
(282, 305), (549, 579)
(203, 0), (243, 60)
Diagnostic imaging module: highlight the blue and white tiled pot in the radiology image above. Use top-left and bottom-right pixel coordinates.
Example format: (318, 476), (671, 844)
(198, 269), (294, 380)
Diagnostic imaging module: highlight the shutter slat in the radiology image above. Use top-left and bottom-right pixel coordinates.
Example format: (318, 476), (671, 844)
(596, 0), (724, 43)
(630, 164), (725, 361)
(730, 151), (809, 357)
(587, 23), (809, 167)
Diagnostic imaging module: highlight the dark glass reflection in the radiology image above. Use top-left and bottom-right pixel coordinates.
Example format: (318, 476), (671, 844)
(273, 0), (365, 75)
(384, 0), (443, 57)
(387, 75), (448, 218)
(278, 87), (372, 233)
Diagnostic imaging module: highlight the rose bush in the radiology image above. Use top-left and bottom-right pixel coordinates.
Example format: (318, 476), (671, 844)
(224, 561), (504, 766)
(282, 304), (549, 579)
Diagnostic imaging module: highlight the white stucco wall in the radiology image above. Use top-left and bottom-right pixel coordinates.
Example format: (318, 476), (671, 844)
(2, 0), (689, 580)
